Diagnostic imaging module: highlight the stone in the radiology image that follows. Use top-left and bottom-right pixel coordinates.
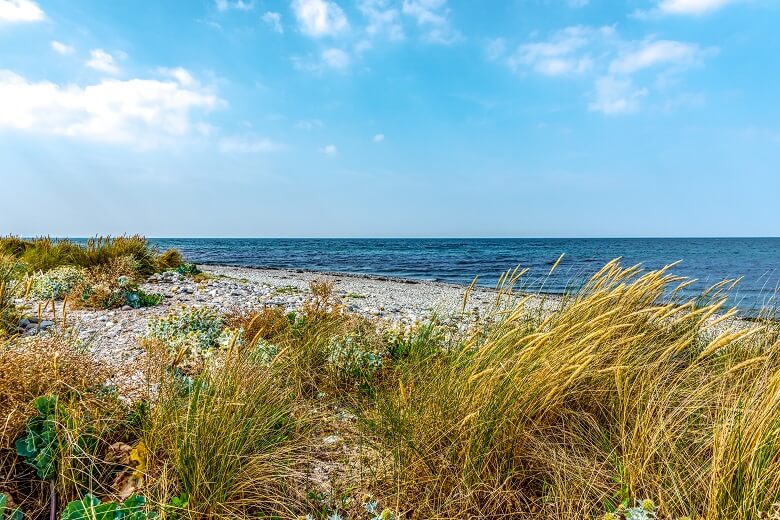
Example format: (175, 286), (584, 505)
(122, 305), (133, 311)
(39, 320), (55, 330)
(19, 318), (30, 327)
(322, 435), (342, 445)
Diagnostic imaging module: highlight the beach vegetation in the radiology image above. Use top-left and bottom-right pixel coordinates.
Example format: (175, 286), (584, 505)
(2, 251), (780, 519)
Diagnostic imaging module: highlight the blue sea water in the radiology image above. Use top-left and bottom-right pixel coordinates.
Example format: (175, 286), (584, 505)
(142, 238), (780, 314)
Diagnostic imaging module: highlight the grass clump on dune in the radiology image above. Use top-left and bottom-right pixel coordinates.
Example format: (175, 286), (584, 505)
(140, 340), (310, 519)
(365, 261), (780, 519)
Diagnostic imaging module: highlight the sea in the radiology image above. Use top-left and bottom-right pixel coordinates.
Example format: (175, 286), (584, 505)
(139, 238), (780, 314)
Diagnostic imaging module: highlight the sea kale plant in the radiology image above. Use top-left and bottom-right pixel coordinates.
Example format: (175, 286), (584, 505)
(147, 307), (225, 359)
(15, 395), (62, 480)
(61, 494), (154, 520)
(29, 265), (85, 301)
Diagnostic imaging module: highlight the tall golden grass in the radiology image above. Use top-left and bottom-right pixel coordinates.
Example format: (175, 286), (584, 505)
(367, 260), (780, 519)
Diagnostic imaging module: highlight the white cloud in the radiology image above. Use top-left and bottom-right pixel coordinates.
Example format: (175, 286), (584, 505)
(0, 69), (221, 146)
(588, 76), (647, 115)
(219, 135), (285, 152)
(359, 0), (404, 41)
(262, 11), (283, 33)
(215, 0), (255, 11)
(322, 48), (350, 69)
(567, 0), (589, 6)
(157, 67), (196, 87)
(609, 40), (705, 75)
(86, 49), (120, 75)
(508, 26), (611, 77)
(0, 0), (43, 23)
(291, 0), (348, 37)
(373, 133), (385, 142)
(402, 0), (459, 44)
(634, 0), (737, 18)
(500, 26), (715, 116)
(50, 41), (75, 55)
(293, 48), (351, 73)
(321, 144), (337, 155)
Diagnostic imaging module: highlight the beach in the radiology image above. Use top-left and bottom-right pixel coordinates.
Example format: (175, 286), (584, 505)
(7, 264), (546, 393)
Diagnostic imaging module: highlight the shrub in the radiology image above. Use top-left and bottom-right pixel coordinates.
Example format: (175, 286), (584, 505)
(146, 307), (225, 360)
(327, 333), (384, 391)
(29, 265), (85, 301)
(155, 249), (184, 271)
(72, 258), (162, 310)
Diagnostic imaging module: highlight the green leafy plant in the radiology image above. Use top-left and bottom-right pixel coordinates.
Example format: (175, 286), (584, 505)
(15, 395), (62, 480)
(60, 494), (155, 520)
(173, 263), (200, 277)
(0, 494), (23, 520)
(147, 307), (225, 357)
(29, 266), (85, 300)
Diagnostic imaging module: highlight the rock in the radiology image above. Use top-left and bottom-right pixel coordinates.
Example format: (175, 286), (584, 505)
(28, 316), (40, 324)
(122, 305), (133, 311)
(19, 318), (30, 327)
(39, 320), (55, 330)
(322, 435), (342, 445)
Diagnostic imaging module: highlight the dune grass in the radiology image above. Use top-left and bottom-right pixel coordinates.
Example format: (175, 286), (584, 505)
(1, 259), (779, 519)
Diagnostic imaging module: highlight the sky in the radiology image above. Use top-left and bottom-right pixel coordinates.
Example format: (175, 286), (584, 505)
(0, 0), (778, 237)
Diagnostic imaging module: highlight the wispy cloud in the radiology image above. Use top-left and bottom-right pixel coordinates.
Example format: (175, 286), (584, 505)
(321, 144), (337, 155)
(401, 0), (460, 44)
(262, 11), (283, 33)
(0, 69), (221, 146)
(373, 133), (385, 142)
(50, 41), (75, 55)
(609, 40), (707, 75)
(494, 25), (715, 115)
(157, 67), (196, 87)
(634, 0), (738, 18)
(86, 49), (120, 75)
(215, 0), (255, 12)
(0, 0), (43, 23)
(588, 76), (647, 115)
(293, 47), (351, 73)
(291, 0), (349, 37)
(359, 0), (404, 41)
(507, 25), (608, 77)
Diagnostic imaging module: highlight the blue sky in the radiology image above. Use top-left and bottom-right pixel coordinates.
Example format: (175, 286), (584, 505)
(0, 0), (778, 237)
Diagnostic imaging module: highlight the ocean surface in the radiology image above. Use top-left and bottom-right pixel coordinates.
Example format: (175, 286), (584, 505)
(141, 238), (780, 314)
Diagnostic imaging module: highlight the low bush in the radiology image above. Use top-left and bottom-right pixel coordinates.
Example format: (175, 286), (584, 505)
(146, 307), (225, 362)
(154, 249), (184, 271)
(29, 265), (85, 301)
(72, 258), (162, 310)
